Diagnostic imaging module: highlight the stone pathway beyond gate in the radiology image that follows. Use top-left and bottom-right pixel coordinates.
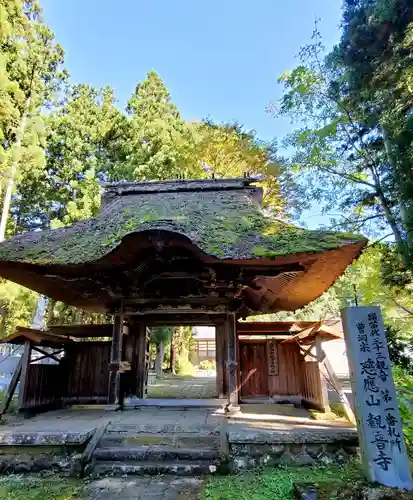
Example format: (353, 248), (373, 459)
(147, 372), (217, 399)
(84, 476), (204, 500)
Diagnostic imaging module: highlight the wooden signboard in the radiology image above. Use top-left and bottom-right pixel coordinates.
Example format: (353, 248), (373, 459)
(267, 339), (279, 376)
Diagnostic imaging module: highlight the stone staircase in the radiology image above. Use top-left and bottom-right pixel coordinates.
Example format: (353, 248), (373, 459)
(90, 423), (223, 477)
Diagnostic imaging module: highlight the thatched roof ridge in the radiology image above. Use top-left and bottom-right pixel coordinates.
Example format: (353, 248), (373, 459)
(102, 177), (253, 194)
(0, 179), (365, 266)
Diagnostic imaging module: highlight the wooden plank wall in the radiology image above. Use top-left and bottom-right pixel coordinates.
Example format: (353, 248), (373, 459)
(215, 324), (226, 398)
(238, 339), (302, 398)
(240, 342), (269, 397)
(22, 364), (67, 410)
(20, 341), (111, 410)
(301, 355), (325, 410)
(65, 342), (110, 404)
(267, 341), (302, 396)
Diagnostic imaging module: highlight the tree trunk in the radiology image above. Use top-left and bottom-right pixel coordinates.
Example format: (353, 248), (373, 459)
(178, 325), (184, 354)
(371, 165), (409, 265)
(170, 330), (176, 374)
(0, 308), (8, 338)
(46, 299), (55, 326)
(155, 341), (164, 376)
(0, 99), (30, 242)
(382, 126), (413, 264)
(382, 127), (408, 224)
(31, 295), (48, 329)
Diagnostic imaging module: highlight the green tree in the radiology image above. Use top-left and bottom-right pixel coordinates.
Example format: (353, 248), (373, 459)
(46, 84), (121, 227)
(150, 326), (173, 375)
(114, 71), (198, 181)
(0, 0), (67, 239)
(334, 0), (413, 264)
(12, 84), (122, 230)
(192, 120), (295, 215)
(0, 279), (37, 337)
(276, 28), (405, 256)
(277, 3), (413, 266)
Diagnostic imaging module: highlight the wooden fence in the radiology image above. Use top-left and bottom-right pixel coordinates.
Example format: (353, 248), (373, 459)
(300, 347), (329, 412)
(301, 359), (324, 408)
(22, 364), (67, 410)
(20, 342), (111, 412)
(65, 342), (110, 404)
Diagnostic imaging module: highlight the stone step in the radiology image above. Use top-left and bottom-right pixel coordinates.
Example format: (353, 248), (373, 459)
(106, 424), (220, 435)
(124, 398), (224, 409)
(94, 445), (219, 462)
(93, 460), (219, 477)
(99, 433), (220, 449)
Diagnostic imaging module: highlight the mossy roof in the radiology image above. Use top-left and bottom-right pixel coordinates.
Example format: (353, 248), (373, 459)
(0, 179), (365, 265)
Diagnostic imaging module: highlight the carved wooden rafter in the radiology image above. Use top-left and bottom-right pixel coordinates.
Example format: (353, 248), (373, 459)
(41, 242), (308, 312)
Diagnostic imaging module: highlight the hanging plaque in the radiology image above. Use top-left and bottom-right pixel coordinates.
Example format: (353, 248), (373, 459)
(267, 339), (279, 376)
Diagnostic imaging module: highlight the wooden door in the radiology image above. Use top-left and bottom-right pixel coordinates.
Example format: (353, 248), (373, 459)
(240, 342), (269, 398)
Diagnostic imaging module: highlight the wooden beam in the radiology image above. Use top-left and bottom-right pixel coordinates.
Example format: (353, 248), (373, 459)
(18, 340), (31, 412)
(0, 355), (23, 416)
(215, 324), (225, 399)
(80, 419), (111, 475)
(31, 346), (62, 363)
(124, 297), (232, 305)
(315, 336), (330, 413)
(322, 350), (356, 425)
(237, 321), (318, 334)
(125, 303), (228, 318)
(126, 313), (226, 326)
(225, 313), (239, 410)
(108, 307), (124, 406)
(135, 322), (147, 399)
(298, 343), (316, 359)
(48, 324), (113, 338)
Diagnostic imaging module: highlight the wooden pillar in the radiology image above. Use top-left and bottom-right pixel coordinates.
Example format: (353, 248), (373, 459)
(135, 322), (147, 399)
(18, 340), (31, 412)
(120, 321), (134, 400)
(108, 308), (124, 406)
(215, 323), (226, 399)
(225, 313), (239, 410)
(315, 335), (330, 412)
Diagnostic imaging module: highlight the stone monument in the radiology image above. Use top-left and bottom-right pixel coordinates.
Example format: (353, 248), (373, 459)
(341, 306), (412, 489)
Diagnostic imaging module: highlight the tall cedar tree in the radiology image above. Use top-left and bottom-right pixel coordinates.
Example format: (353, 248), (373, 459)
(0, 0), (67, 240)
(332, 0), (413, 265)
(118, 71), (198, 181)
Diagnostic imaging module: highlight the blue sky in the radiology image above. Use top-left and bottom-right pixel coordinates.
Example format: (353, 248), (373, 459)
(41, 1), (342, 227)
(41, 0), (342, 141)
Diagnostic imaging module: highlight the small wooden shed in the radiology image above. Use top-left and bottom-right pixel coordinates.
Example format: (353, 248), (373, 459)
(237, 321), (343, 409)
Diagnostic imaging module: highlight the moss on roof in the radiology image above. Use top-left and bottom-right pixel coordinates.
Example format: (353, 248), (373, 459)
(0, 186), (365, 265)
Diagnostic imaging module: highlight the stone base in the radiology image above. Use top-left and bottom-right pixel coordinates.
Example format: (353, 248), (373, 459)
(228, 429), (359, 472)
(225, 404), (240, 415)
(0, 430), (92, 476)
(293, 481), (413, 500)
(0, 452), (81, 475)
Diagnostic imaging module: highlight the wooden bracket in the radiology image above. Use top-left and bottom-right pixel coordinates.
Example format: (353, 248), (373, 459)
(119, 361), (131, 373)
(0, 356), (23, 416)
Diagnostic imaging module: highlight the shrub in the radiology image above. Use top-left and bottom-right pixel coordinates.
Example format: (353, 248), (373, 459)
(199, 359), (216, 370)
(393, 366), (413, 455)
(175, 348), (195, 376)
